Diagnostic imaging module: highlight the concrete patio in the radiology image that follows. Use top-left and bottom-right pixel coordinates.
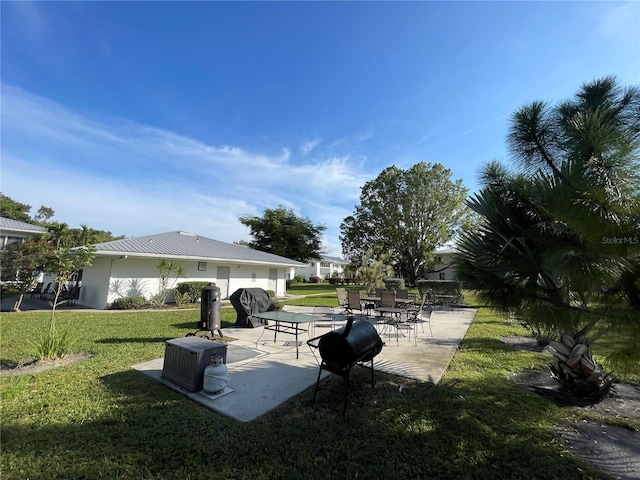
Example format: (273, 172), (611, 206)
(133, 305), (476, 422)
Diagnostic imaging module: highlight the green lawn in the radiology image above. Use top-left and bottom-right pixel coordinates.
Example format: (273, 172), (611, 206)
(1, 295), (636, 479)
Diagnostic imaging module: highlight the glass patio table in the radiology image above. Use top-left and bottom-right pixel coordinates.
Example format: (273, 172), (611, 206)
(252, 310), (320, 359)
(362, 296), (413, 307)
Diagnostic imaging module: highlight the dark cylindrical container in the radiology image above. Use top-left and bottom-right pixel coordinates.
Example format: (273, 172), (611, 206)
(318, 321), (383, 370)
(200, 285), (221, 330)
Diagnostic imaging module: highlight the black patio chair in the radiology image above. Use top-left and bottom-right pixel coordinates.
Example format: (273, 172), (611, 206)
(39, 283), (52, 300)
(29, 282), (44, 298)
(59, 285), (80, 306)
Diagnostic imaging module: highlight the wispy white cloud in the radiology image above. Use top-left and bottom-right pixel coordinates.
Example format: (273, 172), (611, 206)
(596, 2), (640, 42)
(301, 138), (320, 154)
(4, 1), (49, 42)
(1, 84), (373, 256)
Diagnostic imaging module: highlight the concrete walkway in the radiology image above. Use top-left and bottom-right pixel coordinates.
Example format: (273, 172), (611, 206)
(133, 305), (476, 422)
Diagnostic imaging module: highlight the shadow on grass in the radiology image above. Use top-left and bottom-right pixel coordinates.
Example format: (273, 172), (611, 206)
(95, 337), (175, 344)
(1, 367), (608, 480)
(170, 321), (236, 330)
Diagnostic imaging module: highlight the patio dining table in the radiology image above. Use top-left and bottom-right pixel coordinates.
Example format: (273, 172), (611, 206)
(252, 310), (320, 359)
(362, 296), (413, 307)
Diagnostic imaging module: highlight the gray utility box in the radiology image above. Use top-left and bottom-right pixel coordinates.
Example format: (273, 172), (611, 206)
(162, 337), (227, 392)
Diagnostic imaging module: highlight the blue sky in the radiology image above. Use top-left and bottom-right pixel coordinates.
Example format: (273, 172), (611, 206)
(2, 1), (638, 257)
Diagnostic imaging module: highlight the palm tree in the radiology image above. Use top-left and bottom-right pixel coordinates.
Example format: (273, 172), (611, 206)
(455, 77), (640, 398)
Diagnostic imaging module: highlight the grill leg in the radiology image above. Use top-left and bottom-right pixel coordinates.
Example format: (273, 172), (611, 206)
(312, 365), (324, 405)
(343, 369), (351, 416)
(370, 359), (375, 388)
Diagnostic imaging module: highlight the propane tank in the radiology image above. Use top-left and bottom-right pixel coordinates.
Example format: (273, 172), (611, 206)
(203, 355), (229, 394)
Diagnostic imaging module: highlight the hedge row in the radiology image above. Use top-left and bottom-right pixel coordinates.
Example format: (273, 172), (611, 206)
(110, 296), (147, 310)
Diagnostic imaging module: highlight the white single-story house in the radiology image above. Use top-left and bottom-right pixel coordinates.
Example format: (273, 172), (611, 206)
(295, 255), (349, 281)
(0, 216), (46, 249)
(0, 217), (47, 283)
(79, 231), (306, 309)
(425, 246), (458, 281)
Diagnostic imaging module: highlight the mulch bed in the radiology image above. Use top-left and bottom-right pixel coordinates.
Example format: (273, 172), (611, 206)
(0, 352), (94, 376)
(502, 335), (640, 480)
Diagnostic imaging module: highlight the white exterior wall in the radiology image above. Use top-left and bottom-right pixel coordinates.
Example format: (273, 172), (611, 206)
(80, 257), (113, 309)
(295, 260), (346, 281)
(425, 253), (457, 281)
(80, 256), (289, 309)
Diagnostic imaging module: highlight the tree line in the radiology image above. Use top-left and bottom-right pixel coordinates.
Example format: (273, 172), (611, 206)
(1, 194), (124, 247)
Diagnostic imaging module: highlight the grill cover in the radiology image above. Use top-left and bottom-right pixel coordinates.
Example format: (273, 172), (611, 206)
(230, 288), (273, 327)
(318, 321), (383, 370)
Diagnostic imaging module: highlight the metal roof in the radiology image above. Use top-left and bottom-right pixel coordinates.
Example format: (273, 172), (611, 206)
(91, 231), (306, 266)
(320, 255), (348, 264)
(0, 217), (46, 234)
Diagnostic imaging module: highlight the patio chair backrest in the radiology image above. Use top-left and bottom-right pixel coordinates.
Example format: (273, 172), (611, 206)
(347, 290), (361, 310)
(396, 289), (409, 299)
(336, 287), (348, 306)
(71, 285), (81, 300)
(380, 291), (396, 308)
(375, 288), (385, 297)
(417, 293), (429, 310)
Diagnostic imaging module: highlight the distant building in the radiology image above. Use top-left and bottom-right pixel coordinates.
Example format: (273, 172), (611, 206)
(295, 255), (349, 281)
(0, 217), (47, 283)
(0, 216), (46, 250)
(425, 246), (458, 281)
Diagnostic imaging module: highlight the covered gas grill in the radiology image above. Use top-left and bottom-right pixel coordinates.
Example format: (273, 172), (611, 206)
(307, 315), (384, 414)
(230, 288), (274, 327)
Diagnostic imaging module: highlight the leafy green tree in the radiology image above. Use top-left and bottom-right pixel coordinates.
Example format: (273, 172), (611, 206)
(2, 225), (96, 357)
(0, 193), (56, 225)
(239, 205), (326, 263)
(357, 249), (393, 295)
(152, 259), (186, 306)
(47, 244), (96, 312)
(1, 237), (53, 311)
(34, 243), (96, 359)
(0, 193), (32, 222)
(1, 194), (123, 246)
(33, 206), (55, 223)
(340, 162), (469, 285)
(47, 222), (72, 248)
(45, 222), (123, 248)
(455, 77), (640, 397)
